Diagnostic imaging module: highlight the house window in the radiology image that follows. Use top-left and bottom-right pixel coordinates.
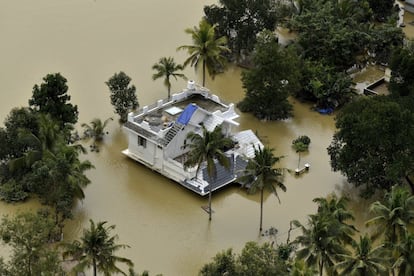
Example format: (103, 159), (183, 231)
(138, 136), (147, 148)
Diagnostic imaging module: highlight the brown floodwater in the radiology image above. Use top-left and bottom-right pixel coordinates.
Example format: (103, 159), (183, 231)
(1, 1), (406, 275)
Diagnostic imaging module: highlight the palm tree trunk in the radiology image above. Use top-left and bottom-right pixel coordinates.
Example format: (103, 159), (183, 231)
(405, 175), (414, 194)
(208, 187), (212, 221)
(297, 152), (301, 169)
(319, 260), (323, 276)
(260, 189), (264, 231)
(202, 60), (206, 87)
(93, 259), (97, 276)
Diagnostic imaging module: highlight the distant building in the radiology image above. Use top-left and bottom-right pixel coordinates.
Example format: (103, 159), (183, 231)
(123, 81), (263, 196)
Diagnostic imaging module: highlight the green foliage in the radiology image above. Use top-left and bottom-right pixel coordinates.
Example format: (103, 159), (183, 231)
(334, 234), (390, 275)
(328, 97), (414, 197)
(292, 135), (311, 147)
(393, 234), (414, 275)
(238, 30), (301, 120)
(0, 111), (93, 229)
(178, 19), (230, 86)
(390, 41), (414, 97)
(106, 71), (139, 123)
(184, 124), (233, 220)
(0, 212), (63, 275)
(293, 195), (356, 275)
(63, 219), (133, 276)
(0, 107), (39, 162)
(0, 179), (28, 202)
(298, 60), (355, 108)
(203, 0), (290, 61)
(82, 117), (113, 143)
(367, 0), (395, 21)
(290, 0), (372, 71)
(200, 242), (289, 276)
(200, 249), (238, 276)
(366, 186), (414, 245)
(152, 57), (186, 99)
(28, 73), (78, 127)
(238, 146), (286, 231)
(368, 23), (404, 65)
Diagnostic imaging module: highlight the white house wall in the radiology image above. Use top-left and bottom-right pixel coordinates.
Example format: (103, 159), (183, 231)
(127, 131), (156, 166)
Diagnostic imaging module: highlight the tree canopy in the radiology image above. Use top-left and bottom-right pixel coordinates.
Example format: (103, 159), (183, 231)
(0, 212), (63, 275)
(238, 30), (301, 120)
(28, 73), (78, 127)
(106, 71), (139, 123)
(328, 97), (414, 197)
(203, 0), (290, 62)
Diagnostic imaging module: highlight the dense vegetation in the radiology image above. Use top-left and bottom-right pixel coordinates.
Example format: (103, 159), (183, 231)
(0, 0), (413, 275)
(201, 189), (414, 275)
(202, 0), (404, 116)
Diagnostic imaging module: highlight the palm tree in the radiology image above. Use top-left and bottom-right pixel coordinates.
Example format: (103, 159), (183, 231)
(184, 124), (233, 220)
(8, 113), (62, 171)
(177, 18), (230, 86)
(152, 57), (186, 99)
(63, 220), (133, 276)
(292, 135), (311, 169)
(293, 195), (357, 276)
(393, 234), (414, 275)
(313, 195), (357, 244)
(293, 214), (349, 276)
(335, 234), (389, 276)
(238, 146), (286, 231)
(366, 186), (414, 245)
(81, 117), (113, 149)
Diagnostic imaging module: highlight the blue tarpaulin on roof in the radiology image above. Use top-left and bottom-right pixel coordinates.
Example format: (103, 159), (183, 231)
(177, 104), (198, 125)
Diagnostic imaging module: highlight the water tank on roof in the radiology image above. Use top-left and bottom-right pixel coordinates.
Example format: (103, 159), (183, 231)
(187, 80), (195, 90)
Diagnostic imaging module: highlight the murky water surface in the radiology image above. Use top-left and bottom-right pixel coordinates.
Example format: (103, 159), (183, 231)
(0, 2), (409, 275)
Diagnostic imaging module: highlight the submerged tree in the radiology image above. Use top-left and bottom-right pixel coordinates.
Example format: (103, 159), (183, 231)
(63, 219), (133, 276)
(238, 146), (286, 231)
(178, 18), (230, 86)
(152, 57), (186, 99)
(328, 97), (414, 196)
(292, 135), (311, 169)
(106, 71), (139, 123)
(81, 117), (113, 149)
(203, 0), (289, 61)
(184, 124), (233, 220)
(29, 73), (78, 128)
(238, 30), (301, 120)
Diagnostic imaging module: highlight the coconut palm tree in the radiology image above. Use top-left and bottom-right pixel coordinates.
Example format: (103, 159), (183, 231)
(177, 18), (230, 86)
(238, 146), (286, 231)
(292, 135), (311, 169)
(293, 214), (349, 276)
(184, 124), (233, 220)
(313, 194), (357, 244)
(152, 57), (186, 99)
(81, 117), (113, 150)
(63, 220), (133, 276)
(393, 234), (414, 275)
(366, 186), (414, 245)
(8, 114), (62, 171)
(335, 234), (389, 276)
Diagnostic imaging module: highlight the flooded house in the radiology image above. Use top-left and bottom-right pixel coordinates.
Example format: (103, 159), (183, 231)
(122, 81), (263, 196)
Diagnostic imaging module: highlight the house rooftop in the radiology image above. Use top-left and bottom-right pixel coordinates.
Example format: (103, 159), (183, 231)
(124, 83), (239, 145)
